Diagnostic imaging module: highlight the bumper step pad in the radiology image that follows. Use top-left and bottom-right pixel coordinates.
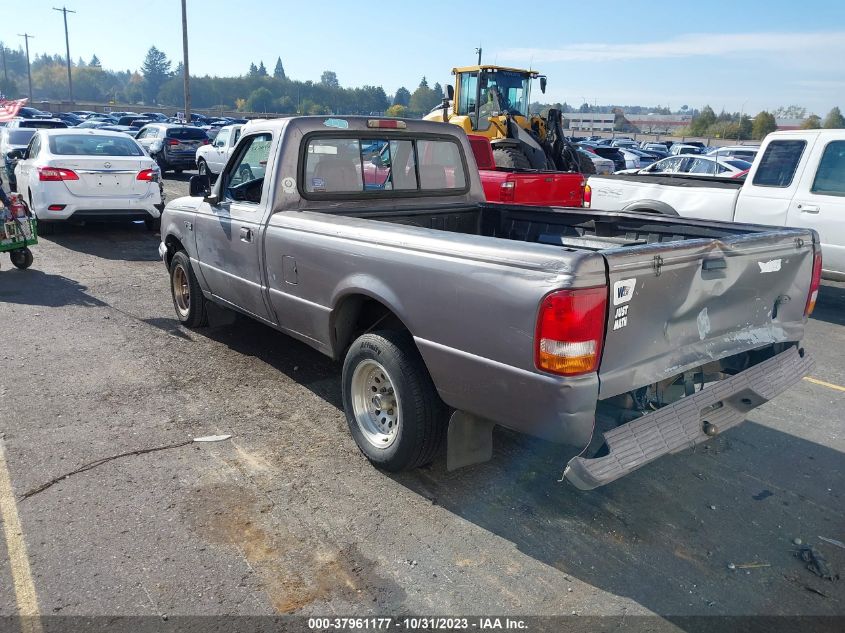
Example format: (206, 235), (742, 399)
(564, 347), (814, 490)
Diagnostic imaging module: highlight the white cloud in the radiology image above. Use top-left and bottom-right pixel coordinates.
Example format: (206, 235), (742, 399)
(499, 31), (845, 65)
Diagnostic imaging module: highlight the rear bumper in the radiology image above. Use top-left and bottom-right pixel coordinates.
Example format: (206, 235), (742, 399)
(564, 346), (813, 490)
(36, 198), (162, 222)
(164, 152), (197, 168)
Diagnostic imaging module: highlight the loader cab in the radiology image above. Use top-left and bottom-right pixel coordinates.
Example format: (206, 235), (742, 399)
(453, 66), (539, 132)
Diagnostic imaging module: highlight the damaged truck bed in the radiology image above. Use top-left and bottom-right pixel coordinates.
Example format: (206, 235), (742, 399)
(159, 116), (820, 488)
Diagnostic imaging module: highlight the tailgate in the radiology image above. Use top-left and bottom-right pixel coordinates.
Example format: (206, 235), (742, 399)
(598, 229), (815, 399)
(516, 172), (584, 206)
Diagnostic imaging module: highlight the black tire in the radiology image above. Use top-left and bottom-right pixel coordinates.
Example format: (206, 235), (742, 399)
(342, 330), (447, 471)
(492, 147), (532, 170)
(169, 250), (208, 327)
(10, 248), (33, 270)
(144, 217), (161, 232)
(155, 154), (168, 175)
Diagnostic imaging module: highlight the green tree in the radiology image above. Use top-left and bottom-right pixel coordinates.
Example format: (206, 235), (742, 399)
(690, 105), (716, 136)
(751, 111), (778, 140)
(246, 86), (273, 113)
(273, 57), (286, 80)
(386, 104), (407, 118)
(257, 61), (268, 77)
(409, 77), (438, 114)
(801, 114), (822, 129)
(392, 87), (410, 106)
(773, 105), (806, 119)
(320, 70), (339, 89)
(140, 46), (171, 104)
(823, 106), (845, 129)
(89, 54), (101, 68)
(248, 62), (258, 77)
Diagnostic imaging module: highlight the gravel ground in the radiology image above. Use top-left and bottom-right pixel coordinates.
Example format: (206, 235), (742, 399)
(0, 173), (843, 622)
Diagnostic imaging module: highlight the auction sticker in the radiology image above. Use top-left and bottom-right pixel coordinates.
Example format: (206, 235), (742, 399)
(323, 118), (349, 129)
(281, 177), (296, 193)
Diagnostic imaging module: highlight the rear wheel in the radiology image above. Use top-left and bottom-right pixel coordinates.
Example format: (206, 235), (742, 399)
(342, 331), (447, 471)
(169, 250), (207, 327)
(10, 248), (33, 270)
(492, 147), (532, 170)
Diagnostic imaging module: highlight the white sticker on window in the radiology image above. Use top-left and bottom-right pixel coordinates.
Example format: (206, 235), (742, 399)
(613, 278), (637, 306)
(758, 259), (782, 273)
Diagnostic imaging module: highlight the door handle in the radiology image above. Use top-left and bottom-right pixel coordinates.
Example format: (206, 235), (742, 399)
(797, 203), (820, 214)
(239, 226), (253, 243)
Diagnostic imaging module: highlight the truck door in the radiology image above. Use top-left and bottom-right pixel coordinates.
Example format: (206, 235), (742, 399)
(211, 127), (230, 173)
(786, 136), (845, 276)
(194, 131), (275, 322)
(734, 136), (816, 226)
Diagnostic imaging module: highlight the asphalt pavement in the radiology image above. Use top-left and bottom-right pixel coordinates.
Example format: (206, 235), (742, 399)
(0, 173), (843, 626)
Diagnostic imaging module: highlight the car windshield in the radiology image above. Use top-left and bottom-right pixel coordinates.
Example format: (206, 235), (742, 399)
(7, 130), (36, 144)
(19, 120), (66, 129)
(48, 134), (144, 156)
(479, 70), (531, 117)
(167, 127), (208, 140)
(726, 159), (753, 170)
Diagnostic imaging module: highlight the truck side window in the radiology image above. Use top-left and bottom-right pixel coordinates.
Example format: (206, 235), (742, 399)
(811, 141), (845, 197)
(752, 140), (806, 187)
(417, 140), (467, 189)
(215, 129), (230, 148)
(224, 132), (272, 204)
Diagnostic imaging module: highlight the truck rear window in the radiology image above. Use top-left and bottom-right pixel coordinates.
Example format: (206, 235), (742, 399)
(303, 136), (467, 195)
(752, 140), (805, 187)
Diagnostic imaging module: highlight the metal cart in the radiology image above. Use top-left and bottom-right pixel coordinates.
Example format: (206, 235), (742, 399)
(0, 216), (37, 270)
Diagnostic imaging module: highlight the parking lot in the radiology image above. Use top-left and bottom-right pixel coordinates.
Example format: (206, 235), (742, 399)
(0, 172), (844, 624)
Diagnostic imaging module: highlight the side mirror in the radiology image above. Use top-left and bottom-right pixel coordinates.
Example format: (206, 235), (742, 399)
(7, 149), (24, 161)
(189, 174), (211, 197)
(539, 76), (547, 94)
(446, 84), (455, 100)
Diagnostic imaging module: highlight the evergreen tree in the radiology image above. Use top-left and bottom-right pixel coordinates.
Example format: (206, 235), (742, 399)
(752, 111), (778, 140)
(392, 87), (411, 106)
(89, 54), (101, 68)
(248, 62), (258, 77)
(273, 57), (286, 80)
(257, 61), (268, 77)
(823, 106), (845, 129)
(320, 70), (339, 88)
(140, 46), (171, 104)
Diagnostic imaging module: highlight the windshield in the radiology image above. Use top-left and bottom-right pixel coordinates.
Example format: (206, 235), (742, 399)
(48, 134), (144, 156)
(479, 70), (531, 117)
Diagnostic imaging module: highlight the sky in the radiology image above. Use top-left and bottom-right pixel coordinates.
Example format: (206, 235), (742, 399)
(2, 0), (845, 115)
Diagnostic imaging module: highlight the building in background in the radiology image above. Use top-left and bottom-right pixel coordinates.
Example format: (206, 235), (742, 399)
(624, 113), (693, 134)
(564, 113), (615, 132)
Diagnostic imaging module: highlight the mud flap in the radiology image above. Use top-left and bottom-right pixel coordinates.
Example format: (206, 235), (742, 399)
(564, 346), (814, 490)
(446, 411), (495, 471)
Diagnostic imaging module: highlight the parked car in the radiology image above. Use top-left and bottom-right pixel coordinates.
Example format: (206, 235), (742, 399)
(117, 115), (153, 127)
(707, 145), (760, 162)
(136, 124), (209, 173)
(53, 112), (83, 126)
(86, 114), (120, 124)
(109, 111), (139, 119)
(140, 112), (169, 122)
(579, 144), (627, 171)
(158, 116), (816, 489)
(587, 129), (845, 279)
(17, 106), (51, 119)
(640, 143), (670, 158)
(1, 128), (37, 190)
(617, 148), (659, 170)
(11, 129), (163, 233)
(618, 155), (752, 178)
(99, 125), (138, 136)
(195, 124), (243, 178)
(669, 143), (705, 155)
(6, 118), (68, 130)
(77, 120), (111, 129)
(68, 110), (99, 118)
(577, 148), (614, 175)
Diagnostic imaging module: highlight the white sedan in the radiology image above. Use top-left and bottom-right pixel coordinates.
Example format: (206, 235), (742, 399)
(617, 154), (753, 178)
(13, 129), (163, 233)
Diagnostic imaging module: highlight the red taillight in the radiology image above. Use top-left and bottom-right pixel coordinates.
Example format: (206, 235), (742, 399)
(167, 139), (180, 146)
(500, 180), (515, 202)
(47, 204), (65, 211)
(805, 249), (823, 316)
(367, 119), (407, 129)
(137, 168), (158, 182)
(202, 139), (210, 145)
(38, 167), (79, 182)
(583, 183), (592, 208)
(535, 287), (607, 376)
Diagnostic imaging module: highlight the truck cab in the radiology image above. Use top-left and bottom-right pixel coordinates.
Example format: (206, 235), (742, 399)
(196, 124), (243, 178)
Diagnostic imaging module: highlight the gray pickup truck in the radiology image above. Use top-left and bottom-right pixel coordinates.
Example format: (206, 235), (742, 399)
(158, 116), (819, 489)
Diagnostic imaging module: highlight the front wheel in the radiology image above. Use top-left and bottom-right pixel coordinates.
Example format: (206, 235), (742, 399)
(169, 250), (208, 327)
(492, 147), (532, 170)
(10, 248), (33, 270)
(342, 331), (446, 471)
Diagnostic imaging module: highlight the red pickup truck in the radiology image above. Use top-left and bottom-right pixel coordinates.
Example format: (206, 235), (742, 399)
(469, 135), (585, 207)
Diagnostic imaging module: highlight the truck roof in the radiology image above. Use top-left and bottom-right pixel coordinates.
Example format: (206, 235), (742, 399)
(767, 129), (845, 140)
(242, 115), (465, 138)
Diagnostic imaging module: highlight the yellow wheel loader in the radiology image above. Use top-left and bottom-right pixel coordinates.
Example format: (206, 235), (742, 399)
(423, 65), (588, 173)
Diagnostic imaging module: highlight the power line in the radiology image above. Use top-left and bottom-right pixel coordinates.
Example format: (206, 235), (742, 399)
(53, 6), (76, 104)
(17, 33), (34, 102)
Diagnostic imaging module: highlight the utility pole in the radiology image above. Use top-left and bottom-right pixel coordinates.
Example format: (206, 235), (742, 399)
(475, 47), (482, 65)
(53, 6), (76, 103)
(1, 45), (8, 85)
(18, 33), (33, 102)
(181, 0), (191, 124)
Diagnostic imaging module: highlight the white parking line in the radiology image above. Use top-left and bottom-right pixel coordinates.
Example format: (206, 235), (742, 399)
(0, 438), (43, 633)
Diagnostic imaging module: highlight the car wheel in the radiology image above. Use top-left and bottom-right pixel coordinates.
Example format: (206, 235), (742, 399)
(9, 248), (33, 270)
(155, 154), (168, 175)
(197, 159), (209, 178)
(342, 330), (447, 471)
(169, 250), (208, 327)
